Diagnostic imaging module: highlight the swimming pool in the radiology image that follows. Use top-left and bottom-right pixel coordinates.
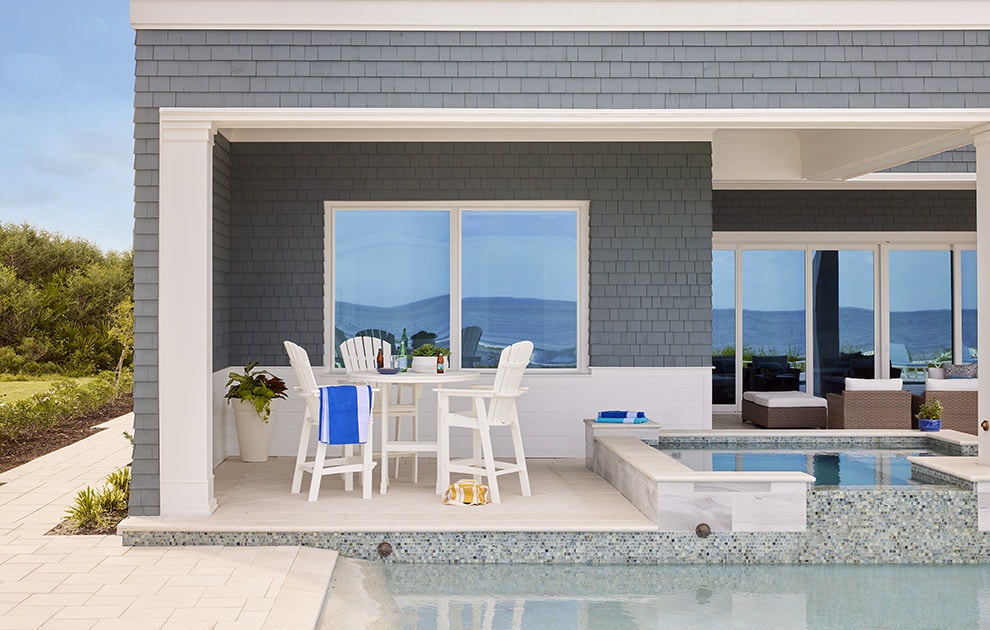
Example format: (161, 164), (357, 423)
(373, 562), (990, 629)
(655, 448), (937, 487)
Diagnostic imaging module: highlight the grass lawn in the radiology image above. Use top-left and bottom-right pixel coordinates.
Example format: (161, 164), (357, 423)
(0, 377), (95, 404)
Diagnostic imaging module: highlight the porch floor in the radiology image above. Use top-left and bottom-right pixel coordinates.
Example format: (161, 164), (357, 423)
(122, 456), (656, 534)
(120, 414), (756, 536)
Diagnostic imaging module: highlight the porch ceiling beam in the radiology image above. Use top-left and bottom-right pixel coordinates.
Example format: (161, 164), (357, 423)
(799, 129), (975, 181)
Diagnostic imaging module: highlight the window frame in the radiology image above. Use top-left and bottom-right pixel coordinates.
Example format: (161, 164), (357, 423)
(325, 200), (590, 372)
(712, 231), (976, 410)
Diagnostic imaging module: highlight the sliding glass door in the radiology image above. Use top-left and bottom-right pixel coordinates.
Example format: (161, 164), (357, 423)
(813, 250), (875, 396)
(712, 250), (736, 404)
(889, 250), (951, 384)
(712, 234), (976, 407)
(741, 250), (806, 393)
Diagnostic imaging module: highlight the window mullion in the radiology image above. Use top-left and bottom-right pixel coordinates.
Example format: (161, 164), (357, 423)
(451, 206), (463, 364)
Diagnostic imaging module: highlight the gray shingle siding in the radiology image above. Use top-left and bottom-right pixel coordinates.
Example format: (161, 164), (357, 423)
(224, 141), (713, 368)
(213, 134), (232, 370)
(135, 29), (990, 110)
(714, 190), (976, 232)
(885, 146), (976, 173)
(132, 28), (987, 515)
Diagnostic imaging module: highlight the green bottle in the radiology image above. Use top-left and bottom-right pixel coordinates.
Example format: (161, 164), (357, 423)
(398, 328), (409, 372)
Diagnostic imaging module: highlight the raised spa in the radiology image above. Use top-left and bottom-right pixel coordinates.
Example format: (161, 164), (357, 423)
(654, 447), (938, 487)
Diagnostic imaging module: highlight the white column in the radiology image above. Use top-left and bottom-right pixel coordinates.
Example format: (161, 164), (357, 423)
(158, 116), (217, 514)
(974, 126), (990, 465)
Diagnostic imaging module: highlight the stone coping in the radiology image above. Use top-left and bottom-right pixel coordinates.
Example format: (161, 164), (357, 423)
(907, 455), (990, 483)
(583, 418), (662, 431)
(596, 435), (815, 484)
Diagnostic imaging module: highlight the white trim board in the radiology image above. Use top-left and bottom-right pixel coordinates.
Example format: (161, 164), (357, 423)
(161, 107), (988, 186)
(131, 0), (990, 31)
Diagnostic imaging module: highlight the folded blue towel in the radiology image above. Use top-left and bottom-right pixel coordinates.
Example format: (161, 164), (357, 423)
(598, 410), (646, 419)
(319, 384), (372, 444)
(596, 411), (648, 424)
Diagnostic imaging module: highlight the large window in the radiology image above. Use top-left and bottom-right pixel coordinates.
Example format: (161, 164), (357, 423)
(329, 202), (586, 370)
(712, 233), (976, 407)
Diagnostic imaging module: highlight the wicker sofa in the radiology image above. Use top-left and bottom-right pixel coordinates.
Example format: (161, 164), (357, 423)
(915, 366), (978, 434)
(825, 378), (912, 430)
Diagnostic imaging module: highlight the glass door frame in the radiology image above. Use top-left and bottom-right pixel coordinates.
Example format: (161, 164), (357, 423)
(713, 231), (975, 412)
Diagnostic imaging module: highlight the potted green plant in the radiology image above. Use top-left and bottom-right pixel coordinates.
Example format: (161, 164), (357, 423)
(916, 398), (942, 432)
(411, 343), (451, 373)
(225, 362), (288, 461)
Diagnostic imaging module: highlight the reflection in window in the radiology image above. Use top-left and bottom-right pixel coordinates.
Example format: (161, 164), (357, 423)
(332, 205), (580, 369)
(462, 211), (577, 368)
(712, 250), (735, 404)
(813, 250), (874, 396)
(742, 251), (805, 392)
(333, 210), (451, 366)
(889, 250), (951, 382)
(962, 250), (977, 363)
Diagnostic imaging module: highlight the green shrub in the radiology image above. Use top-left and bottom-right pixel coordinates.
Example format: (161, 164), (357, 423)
(0, 346), (24, 373)
(63, 464), (131, 532)
(105, 466), (131, 496)
(0, 369), (133, 445)
(98, 486), (129, 513)
(65, 487), (105, 529)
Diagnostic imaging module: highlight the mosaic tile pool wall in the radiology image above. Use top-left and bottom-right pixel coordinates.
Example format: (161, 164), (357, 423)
(122, 485), (990, 564)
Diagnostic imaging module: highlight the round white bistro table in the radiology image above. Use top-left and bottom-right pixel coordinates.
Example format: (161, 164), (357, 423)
(347, 369), (478, 495)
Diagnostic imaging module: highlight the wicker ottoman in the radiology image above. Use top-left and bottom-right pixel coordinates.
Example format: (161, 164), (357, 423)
(742, 391), (828, 429)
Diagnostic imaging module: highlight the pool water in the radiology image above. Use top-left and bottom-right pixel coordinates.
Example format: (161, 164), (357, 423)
(656, 448), (937, 487)
(382, 563), (990, 629)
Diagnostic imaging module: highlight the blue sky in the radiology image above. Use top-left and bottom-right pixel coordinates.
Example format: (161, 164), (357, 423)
(334, 210), (578, 306)
(0, 1), (134, 253)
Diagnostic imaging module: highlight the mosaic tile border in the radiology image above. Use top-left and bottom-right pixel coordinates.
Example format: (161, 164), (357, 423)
(122, 486), (990, 564)
(651, 434), (976, 456)
(911, 465), (977, 490)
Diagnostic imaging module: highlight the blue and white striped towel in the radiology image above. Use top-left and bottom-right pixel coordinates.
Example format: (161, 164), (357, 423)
(318, 384), (372, 444)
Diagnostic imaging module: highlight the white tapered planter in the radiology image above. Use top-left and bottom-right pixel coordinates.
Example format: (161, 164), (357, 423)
(411, 356), (438, 373)
(231, 399), (275, 462)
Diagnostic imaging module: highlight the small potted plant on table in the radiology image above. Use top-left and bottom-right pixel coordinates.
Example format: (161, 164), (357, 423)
(411, 343), (451, 373)
(225, 362), (288, 461)
(916, 398), (942, 432)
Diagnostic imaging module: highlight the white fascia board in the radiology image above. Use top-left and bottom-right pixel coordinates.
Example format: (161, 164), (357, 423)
(160, 108), (989, 189)
(131, 0), (990, 31)
(159, 107), (990, 136)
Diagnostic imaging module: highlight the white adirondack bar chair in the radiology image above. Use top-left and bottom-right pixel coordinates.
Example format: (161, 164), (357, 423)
(436, 340), (533, 503)
(283, 340), (376, 500)
(339, 336), (421, 482)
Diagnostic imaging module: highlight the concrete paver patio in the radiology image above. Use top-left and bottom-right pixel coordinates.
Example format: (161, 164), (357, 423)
(0, 414), (335, 630)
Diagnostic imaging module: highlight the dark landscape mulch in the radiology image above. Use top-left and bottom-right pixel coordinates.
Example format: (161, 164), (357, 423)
(0, 394), (134, 475)
(48, 510), (129, 536)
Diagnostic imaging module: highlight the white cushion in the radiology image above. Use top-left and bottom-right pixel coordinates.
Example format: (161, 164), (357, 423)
(844, 378), (903, 391)
(743, 391), (827, 408)
(925, 378), (978, 392)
